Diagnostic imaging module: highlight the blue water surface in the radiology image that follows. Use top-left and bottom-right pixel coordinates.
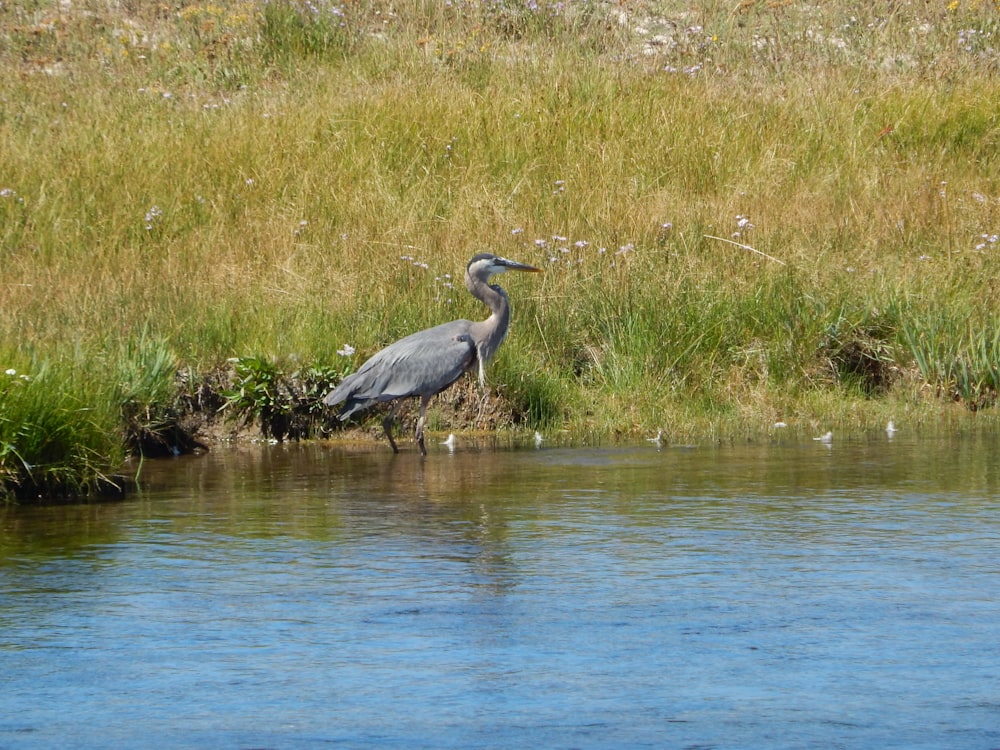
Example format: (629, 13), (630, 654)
(2, 433), (999, 749)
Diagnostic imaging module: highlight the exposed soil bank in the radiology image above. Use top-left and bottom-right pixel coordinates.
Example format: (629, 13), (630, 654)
(141, 365), (527, 456)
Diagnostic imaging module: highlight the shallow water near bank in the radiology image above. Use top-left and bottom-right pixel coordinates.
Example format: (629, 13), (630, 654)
(2, 432), (1000, 749)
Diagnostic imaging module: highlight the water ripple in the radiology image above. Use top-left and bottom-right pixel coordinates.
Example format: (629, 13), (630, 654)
(2, 438), (999, 748)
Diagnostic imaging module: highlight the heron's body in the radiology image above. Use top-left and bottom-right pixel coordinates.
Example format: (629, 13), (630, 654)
(324, 253), (540, 454)
(327, 318), (480, 420)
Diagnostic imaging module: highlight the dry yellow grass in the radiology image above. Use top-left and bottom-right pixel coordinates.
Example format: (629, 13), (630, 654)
(3, 0), (1000, 494)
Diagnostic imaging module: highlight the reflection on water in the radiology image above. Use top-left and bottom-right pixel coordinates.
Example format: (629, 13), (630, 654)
(2, 434), (1000, 748)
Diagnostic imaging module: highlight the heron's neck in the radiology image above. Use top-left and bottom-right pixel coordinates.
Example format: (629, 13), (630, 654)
(466, 273), (511, 365)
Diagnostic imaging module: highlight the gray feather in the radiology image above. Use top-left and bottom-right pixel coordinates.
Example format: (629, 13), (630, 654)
(325, 320), (477, 419)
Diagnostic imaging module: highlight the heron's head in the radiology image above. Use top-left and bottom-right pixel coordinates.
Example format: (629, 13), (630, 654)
(467, 253), (542, 280)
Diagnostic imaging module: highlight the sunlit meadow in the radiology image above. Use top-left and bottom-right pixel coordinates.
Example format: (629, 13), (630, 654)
(2, 0), (1000, 497)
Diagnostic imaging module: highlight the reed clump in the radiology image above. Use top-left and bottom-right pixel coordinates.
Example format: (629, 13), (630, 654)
(0, 357), (124, 500)
(2, 0), (1000, 498)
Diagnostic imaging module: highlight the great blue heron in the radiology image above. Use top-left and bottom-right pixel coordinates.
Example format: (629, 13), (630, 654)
(324, 253), (542, 455)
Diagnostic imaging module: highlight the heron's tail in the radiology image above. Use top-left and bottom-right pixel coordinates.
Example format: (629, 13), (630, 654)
(323, 379), (374, 421)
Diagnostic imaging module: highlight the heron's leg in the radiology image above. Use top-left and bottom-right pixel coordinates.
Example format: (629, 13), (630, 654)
(475, 388), (490, 427)
(382, 402), (399, 454)
(415, 395), (431, 457)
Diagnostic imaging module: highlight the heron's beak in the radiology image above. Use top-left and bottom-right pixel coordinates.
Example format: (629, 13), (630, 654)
(499, 258), (543, 273)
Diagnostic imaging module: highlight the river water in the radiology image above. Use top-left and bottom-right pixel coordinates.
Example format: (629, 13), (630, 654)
(2, 432), (999, 749)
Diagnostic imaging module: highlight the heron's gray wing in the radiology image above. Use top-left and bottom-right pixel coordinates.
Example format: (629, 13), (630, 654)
(324, 320), (476, 418)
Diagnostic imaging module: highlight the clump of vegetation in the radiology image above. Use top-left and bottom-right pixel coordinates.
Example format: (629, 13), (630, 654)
(820, 314), (899, 396)
(0, 360), (125, 502)
(116, 333), (212, 457)
(2, 0), (1000, 498)
(903, 309), (1000, 411)
(221, 355), (346, 441)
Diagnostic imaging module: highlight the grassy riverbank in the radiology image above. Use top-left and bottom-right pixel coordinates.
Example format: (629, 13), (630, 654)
(2, 0), (1000, 498)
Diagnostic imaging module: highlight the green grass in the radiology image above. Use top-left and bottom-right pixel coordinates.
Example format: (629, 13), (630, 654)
(2, 0), (1000, 498)
(0, 356), (125, 500)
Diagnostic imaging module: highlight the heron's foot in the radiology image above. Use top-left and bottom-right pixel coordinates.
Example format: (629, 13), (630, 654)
(415, 417), (427, 457)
